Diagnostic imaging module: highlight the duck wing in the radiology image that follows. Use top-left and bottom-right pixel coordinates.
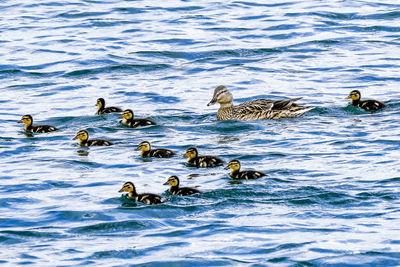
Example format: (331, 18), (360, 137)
(359, 100), (386, 111)
(270, 97), (303, 110)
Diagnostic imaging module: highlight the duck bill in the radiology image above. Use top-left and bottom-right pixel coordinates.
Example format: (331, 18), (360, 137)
(163, 181), (169, 185)
(136, 146), (141, 151)
(118, 188), (124, 192)
(224, 166), (230, 170)
(207, 97), (217, 106)
(182, 153), (188, 158)
(72, 136), (78, 140)
(17, 120), (23, 123)
(345, 96), (351, 99)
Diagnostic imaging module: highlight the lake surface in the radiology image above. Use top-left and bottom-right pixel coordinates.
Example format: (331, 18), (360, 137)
(1, 0), (400, 265)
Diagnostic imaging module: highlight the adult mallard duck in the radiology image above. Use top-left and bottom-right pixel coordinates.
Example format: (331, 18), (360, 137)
(225, 159), (266, 180)
(96, 98), (122, 115)
(18, 115), (58, 133)
(120, 109), (156, 128)
(163, 176), (201, 196)
(119, 181), (162, 205)
(345, 90), (386, 111)
(72, 130), (113, 146)
(207, 85), (314, 120)
(137, 141), (175, 158)
(183, 147), (223, 167)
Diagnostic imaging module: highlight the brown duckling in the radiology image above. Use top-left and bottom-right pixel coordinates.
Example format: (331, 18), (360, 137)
(18, 114), (58, 133)
(96, 98), (122, 115)
(120, 109), (156, 128)
(72, 130), (113, 146)
(183, 147), (223, 167)
(225, 159), (266, 180)
(138, 141), (175, 158)
(119, 181), (162, 205)
(345, 90), (386, 111)
(163, 175), (201, 196)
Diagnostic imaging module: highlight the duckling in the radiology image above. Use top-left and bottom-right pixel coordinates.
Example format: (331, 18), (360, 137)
(120, 109), (156, 128)
(72, 130), (113, 146)
(96, 98), (123, 115)
(163, 175), (201, 196)
(138, 141), (175, 158)
(183, 147), (223, 167)
(345, 90), (386, 111)
(225, 159), (266, 180)
(119, 181), (162, 205)
(18, 114), (58, 133)
(207, 85), (314, 120)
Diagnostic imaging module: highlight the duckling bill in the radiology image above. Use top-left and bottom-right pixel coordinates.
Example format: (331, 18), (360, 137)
(73, 130), (113, 146)
(120, 109), (156, 128)
(163, 176), (201, 196)
(225, 159), (266, 180)
(119, 181), (162, 205)
(18, 115), (58, 133)
(96, 98), (122, 115)
(208, 85), (314, 121)
(183, 147), (223, 167)
(345, 90), (386, 111)
(137, 141), (174, 158)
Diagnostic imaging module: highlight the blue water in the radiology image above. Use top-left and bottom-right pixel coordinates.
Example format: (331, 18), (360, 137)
(1, 0), (400, 265)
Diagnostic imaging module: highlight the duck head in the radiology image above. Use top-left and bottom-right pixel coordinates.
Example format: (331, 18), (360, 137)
(345, 90), (361, 101)
(120, 109), (134, 120)
(138, 141), (151, 152)
(225, 159), (241, 171)
(72, 130), (89, 142)
(207, 85), (233, 106)
(183, 147), (198, 160)
(163, 175), (180, 186)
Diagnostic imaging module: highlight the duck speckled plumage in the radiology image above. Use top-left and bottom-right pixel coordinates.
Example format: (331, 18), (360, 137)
(225, 159), (266, 180)
(207, 85), (314, 121)
(119, 181), (162, 205)
(18, 115), (58, 133)
(163, 176), (201, 196)
(96, 98), (122, 115)
(72, 130), (113, 146)
(120, 109), (156, 128)
(138, 141), (175, 158)
(345, 90), (386, 112)
(183, 147), (223, 167)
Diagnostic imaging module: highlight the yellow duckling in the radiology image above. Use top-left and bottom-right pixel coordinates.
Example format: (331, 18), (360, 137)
(96, 98), (122, 115)
(18, 114), (58, 133)
(225, 159), (266, 180)
(120, 109), (156, 128)
(183, 147), (223, 167)
(207, 85), (314, 120)
(163, 176), (201, 196)
(119, 181), (162, 205)
(137, 141), (175, 158)
(72, 130), (113, 146)
(345, 90), (386, 111)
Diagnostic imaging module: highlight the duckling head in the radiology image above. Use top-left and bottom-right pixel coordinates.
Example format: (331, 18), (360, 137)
(18, 114), (33, 126)
(183, 147), (198, 160)
(163, 175), (180, 186)
(119, 181), (137, 198)
(121, 109), (134, 120)
(72, 130), (89, 142)
(138, 141), (151, 152)
(345, 90), (361, 101)
(96, 98), (105, 109)
(225, 159), (241, 171)
(207, 85), (233, 106)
